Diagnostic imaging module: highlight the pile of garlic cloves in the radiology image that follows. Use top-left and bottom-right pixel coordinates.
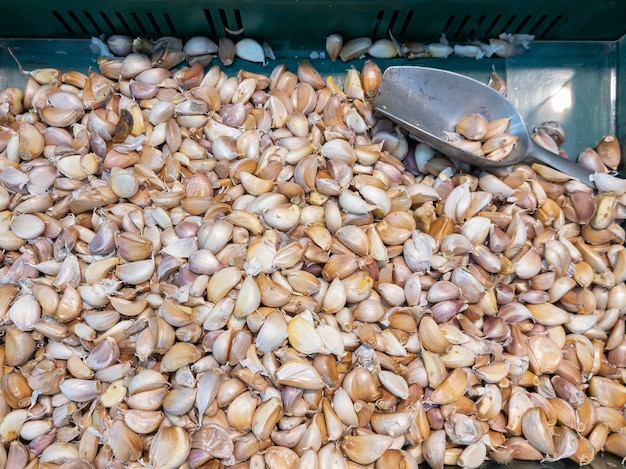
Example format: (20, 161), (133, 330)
(0, 43), (625, 469)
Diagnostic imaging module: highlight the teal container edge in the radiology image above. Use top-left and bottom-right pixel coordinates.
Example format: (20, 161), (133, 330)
(0, 0), (625, 44)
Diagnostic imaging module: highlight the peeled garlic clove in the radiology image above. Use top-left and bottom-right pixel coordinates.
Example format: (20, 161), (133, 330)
(59, 378), (101, 402)
(341, 434), (394, 465)
(207, 266), (242, 302)
(456, 113), (488, 141)
(483, 133), (518, 155)
(604, 433), (626, 459)
(368, 38), (397, 58)
(588, 376), (626, 408)
(256, 311), (288, 353)
(527, 302), (569, 326)
(233, 275), (261, 318)
(107, 34), (133, 56)
(263, 203), (301, 231)
(109, 166), (139, 199)
(428, 42), (454, 58)
(296, 60), (325, 89)
(9, 213), (45, 240)
(218, 37), (236, 66)
(484, 117), (511, 140)
(451, 138), (483, 155)
(427, 367), (468, 405)
(343, 68), (365, 101)
(288, 311), (326, 355)
(457, 441), (487, 469)
(325, 34), (343, 61)
(378, 370), (409, 399)
(423, 429), (447, 469)
(40, 106), (83, 127)
(8, 294), (40, 332)
(596, 134), (621, 168)
(160, 342), (201, 373)
(251, 396), (282, 441)
(275, 361), (325, 390)
(235, 38), (265, 64)
(115, 258), (155, 284)
(191, 424), (234, 460)
(85, 336), (120, 371)
(522, 407), (556, 456)
(339, 37), (372, 62)
(142, 424), (189, 468)
(108, 419), (143, 463)
(183, 36), (218, 57)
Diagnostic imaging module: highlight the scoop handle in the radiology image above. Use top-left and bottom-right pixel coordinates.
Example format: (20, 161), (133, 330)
(528, 142), (596, 189)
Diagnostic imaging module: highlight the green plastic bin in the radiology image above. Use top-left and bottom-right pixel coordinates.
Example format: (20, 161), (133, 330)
(0, 4), (624, 467)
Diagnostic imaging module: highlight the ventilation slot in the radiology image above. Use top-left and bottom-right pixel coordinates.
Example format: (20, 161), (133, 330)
(54, 9), (175, 37)
(399, 10), (414, 36)
(534, 14), (564, 38)
(66, 11), (89, 35)
(52, 11), (75, 35)
(371, 10), (385, 38)
(528, 15), (549, 36)
(465, 15), (491, 40)
(456, 15), (474, 39)
(387, 10), (400, 36)
(83, 11), (103, 36)
(444, 13), (539, 41)
(483, 15), (503, 38)
(99, 12), (117, 34)
(145, 13), (162, 37)
(499, 15), (519, 35)
(441, 15), (457, 38)
(163, 13), (177, 36)
(219, 8), (244, 36)
(373, 9), (403, 38)
(53, 10), (104, 36)
(129, 12), (147, 36)
(437, 12), (566, 42)
(513, 15), (533, 34)
(114, 12), (133, 35)
(203, 9), (218, 37)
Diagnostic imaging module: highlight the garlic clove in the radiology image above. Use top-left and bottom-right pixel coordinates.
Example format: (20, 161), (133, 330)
(456, 113), (488, 141)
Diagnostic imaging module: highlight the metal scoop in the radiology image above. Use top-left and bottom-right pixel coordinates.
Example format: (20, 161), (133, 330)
(374, 66), (596, 188)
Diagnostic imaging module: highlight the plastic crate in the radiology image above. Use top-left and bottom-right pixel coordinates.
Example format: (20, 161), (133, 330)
(1, 0), (626, 44)
(0, 3), (624, 468)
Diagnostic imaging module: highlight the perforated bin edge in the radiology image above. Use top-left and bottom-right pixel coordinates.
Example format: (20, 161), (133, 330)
(1, 0), (626, 48)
